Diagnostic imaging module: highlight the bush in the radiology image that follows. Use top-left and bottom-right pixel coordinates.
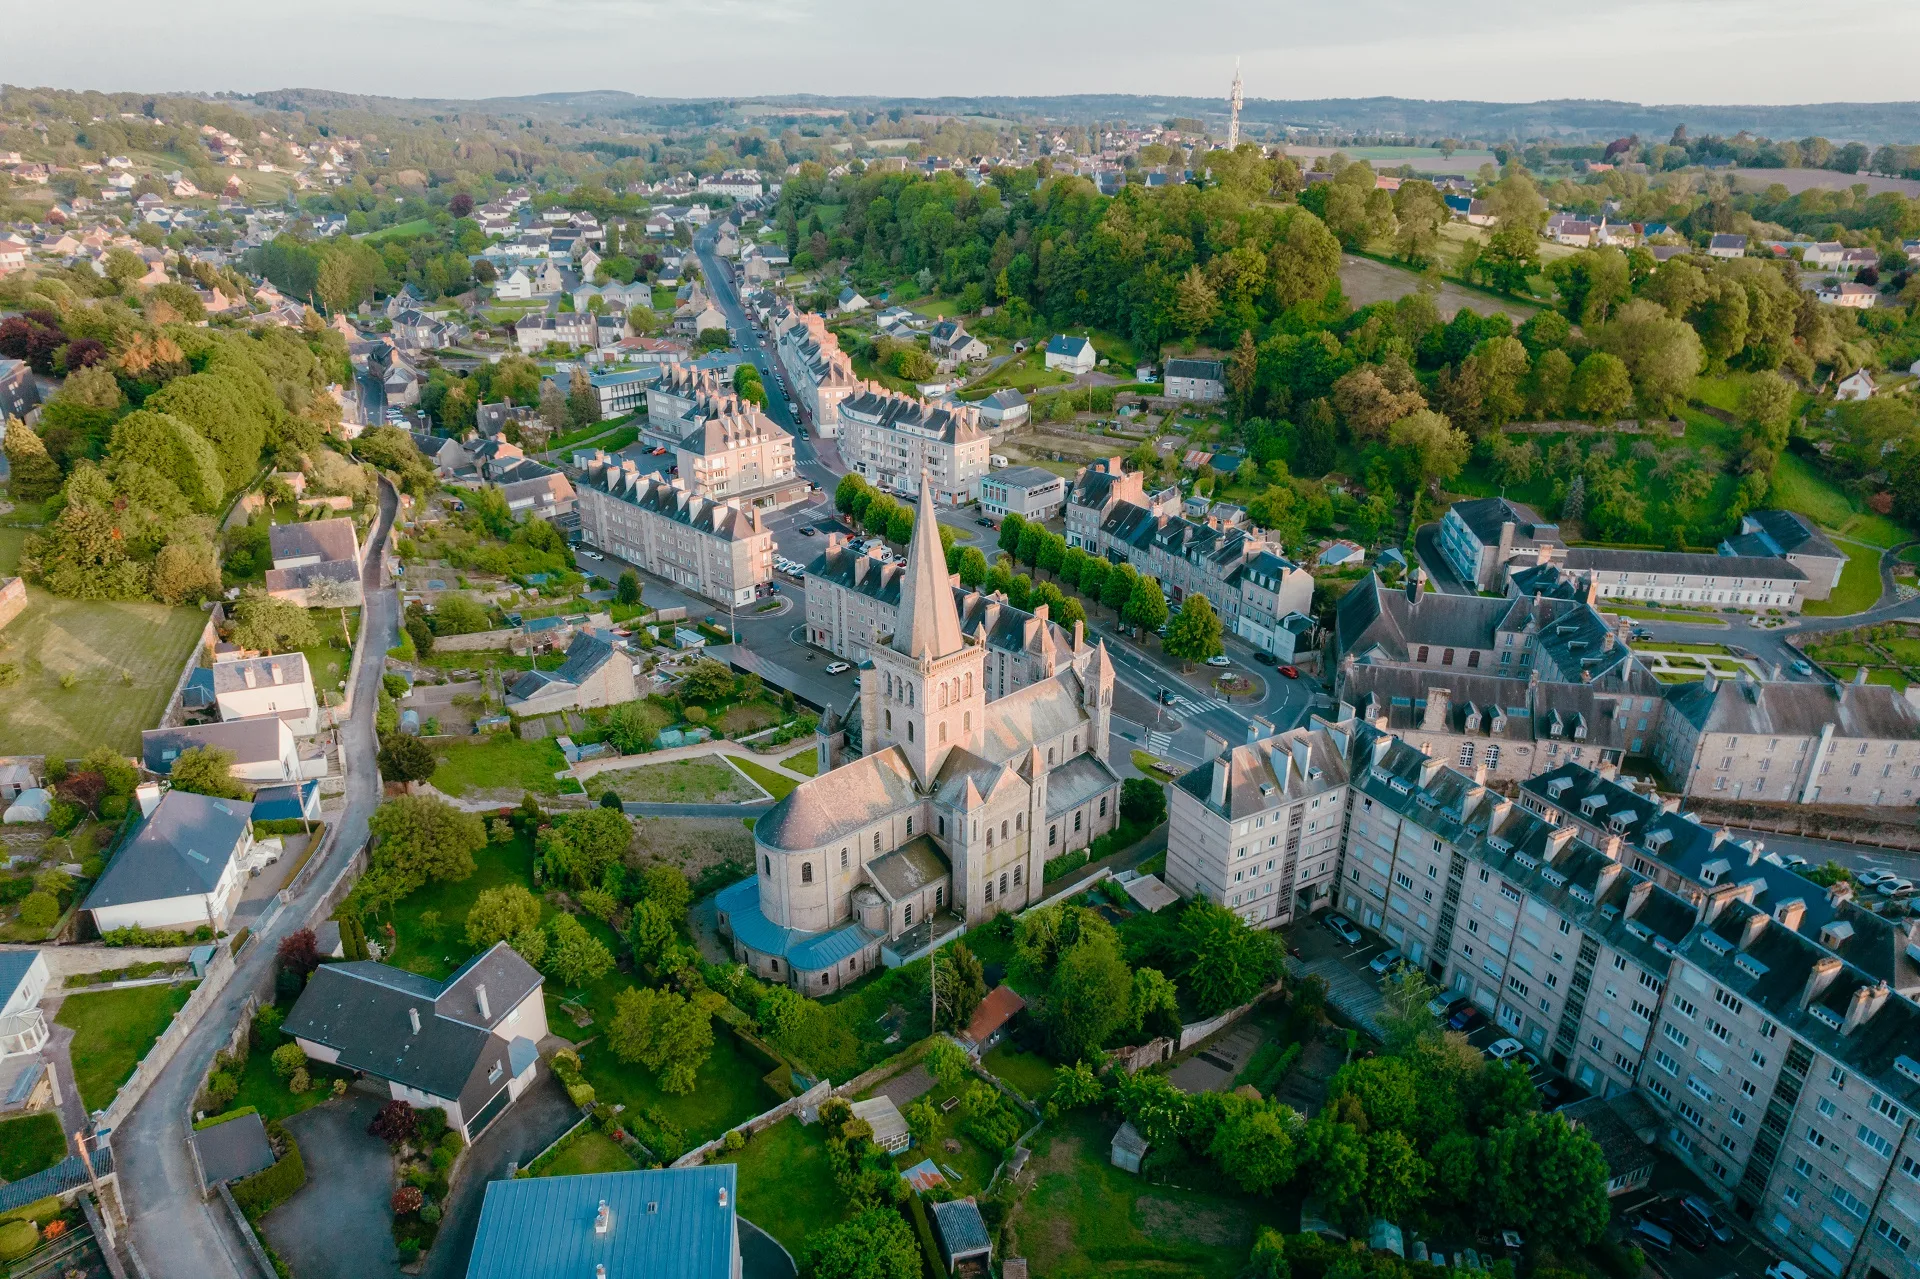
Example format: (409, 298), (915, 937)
(100, 925), (196, 947)
(722, 1128), (746, 1152)
(17, 891), (58, 930)
(270, 1043), (307, 1079)
(391, 1186), (424, 1215)
(288, 1068), (311, 1094)
(204, 1070), (240, 1110)
(231, 1123), (306, 1217)
(566, 1081), (596, 1108)
(0, 1219), (37, 1262)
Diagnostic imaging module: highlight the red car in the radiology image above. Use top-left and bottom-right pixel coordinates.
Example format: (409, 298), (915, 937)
(1278, 665), (1300, 679)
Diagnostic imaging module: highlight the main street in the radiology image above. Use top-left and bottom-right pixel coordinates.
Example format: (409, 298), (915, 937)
(116, 482), (400, 1279)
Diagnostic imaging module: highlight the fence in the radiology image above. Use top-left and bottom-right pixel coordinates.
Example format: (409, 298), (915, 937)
(1177, 979), (1286, 1052)
(217, 1182), (277, 1279)
(97, 940), (246, 1134)
(670, 1078), (833, 1169)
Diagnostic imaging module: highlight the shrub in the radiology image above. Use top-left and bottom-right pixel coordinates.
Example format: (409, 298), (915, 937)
(566, 1082), (596, 1108)
(0, 1197), (61, 1227)
(252, 1003), (285, 1043)
(420, 1203), (442, 1226)
(391, 1186), (424, 1215)
(368, 1099), (419, 1148)
(722, 1128), (746, 1152)
(17, 891), (58, 929)
(0, 1220), (37, 1262)
(231, 1123), (306, 1217)
(204, 1070), (240, 1110)
(288, 1068), (311, 1095)
(682, 705), (708, 725)
(270, 1043), (307, 1079)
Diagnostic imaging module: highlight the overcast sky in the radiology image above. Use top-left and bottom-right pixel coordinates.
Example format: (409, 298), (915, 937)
(9, 0), (1920, 105)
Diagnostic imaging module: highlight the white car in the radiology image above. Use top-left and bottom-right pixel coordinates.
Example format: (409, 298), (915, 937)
(1878, 878), (1915, 897)
(581, 549), (604, 561)
(824, 661), (851, 675)
(1486, 1038), (1527, 1061)
(1766, 1262), (1810, 1279)
(1205, 655), (1232, 667)
(1858, 869), (1897, 888)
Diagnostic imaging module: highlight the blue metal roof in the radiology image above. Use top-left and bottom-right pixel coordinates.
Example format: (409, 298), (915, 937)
(464, 1167), (737, 1279)
(716, 877), (874, 974)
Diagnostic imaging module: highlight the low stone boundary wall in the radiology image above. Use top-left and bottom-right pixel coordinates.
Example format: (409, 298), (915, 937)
(671, 1078), (832, 1169)
(98, 940), (246, 1133)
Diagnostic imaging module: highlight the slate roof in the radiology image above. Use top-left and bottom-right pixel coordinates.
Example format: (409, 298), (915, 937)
(893, 473), (963, 660)
(1665, 676), (1920, 739)
(931, 1198), (992, 1263)
(1044, 753), (1120, 818)
(284, 942), (540, 1107)
(142, 719), (289, 773)
(1174, 721), (1352, 820)
(1720, 509), (1844, 563)
(83, 790), (253, 910)
(1345, 666), (1646, 755)
(269, 518), (359, 566)
(210, 653), (311, 697)
(1448, 497), (1561, 547)
(1045, 335), (1091, 358)
(977, 674), (1090, 764)
(192, 1111), (276, 1185)
(508, 632), (617, 703)
(752, 747), (922, 852)
(839, 387), (985, 445)
(582, 466), (764, 541)
(714, 876), (877, 972)
(1163, 358), (1223, 381)
(866, 835), (950, 900)
(1565, 547), (1804, 582)
(464, 1166), (738, 1279)
(0, 952), (40, 1007)
(987, 465), (1063, 493)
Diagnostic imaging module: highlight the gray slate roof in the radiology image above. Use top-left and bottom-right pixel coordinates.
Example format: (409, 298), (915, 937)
(269, 518), (359, 566)
(1666, 676), (1920, 739)
(1163, 358), (1223, 381)
(1565, 547), (1804, 582)
(83, 790), (254, 910)
(142, 719), (287, 773)
(0, 951), (39, 1005)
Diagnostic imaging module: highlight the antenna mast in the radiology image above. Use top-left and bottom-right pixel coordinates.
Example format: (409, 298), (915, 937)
(1227, 59), (1245, 149)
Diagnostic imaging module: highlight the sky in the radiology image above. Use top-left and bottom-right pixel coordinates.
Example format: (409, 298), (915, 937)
(8, 0), (1920, 105)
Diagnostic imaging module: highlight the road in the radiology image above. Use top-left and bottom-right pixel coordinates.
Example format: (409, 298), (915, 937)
(116, 480), (399, 1279)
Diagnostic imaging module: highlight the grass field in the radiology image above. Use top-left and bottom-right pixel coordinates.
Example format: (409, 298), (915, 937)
(1803, 541), (1886, 617)
(0, 1111), (67, 1180)
(56, 982), (197, 1111)
(780, 749), (819, 777)
(714, 1116), (850, 1258)
(364, 218), (434, 242)
(230, 1032), (351, 1122)
(430, 732), (570, 798)
(381, 834), (539, 980)
(983, 1043), (1056, 1104)
(532, 1127), (638, 1178)
(0, 530), (209, 757)
(727, 755), (795, 800)
(1770, 451), (1861, 530)
(577, 1021), (779, 1151)
(592, 757), (763, 804)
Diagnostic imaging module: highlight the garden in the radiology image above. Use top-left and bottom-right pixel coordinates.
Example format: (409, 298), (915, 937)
(1801, 621), (1920, 692)
(0, 1110), (67, 1181)
(55, 981), (197, 1111)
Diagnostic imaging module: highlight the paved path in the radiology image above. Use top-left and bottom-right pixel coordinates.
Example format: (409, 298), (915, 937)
(261, 1095), (403, 1279)
(421, 1071), (577, 1279)
(116, 479), (398, 1279)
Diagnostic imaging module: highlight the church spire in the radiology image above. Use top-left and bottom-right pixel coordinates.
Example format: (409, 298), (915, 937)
(892, 470), (963, 661)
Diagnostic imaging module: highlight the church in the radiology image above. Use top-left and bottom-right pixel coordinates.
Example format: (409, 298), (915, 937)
(715, 473), (1122, 995)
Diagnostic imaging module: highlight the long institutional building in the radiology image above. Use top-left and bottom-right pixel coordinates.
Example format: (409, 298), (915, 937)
(573, 455), (773, 605)
(1169, 715), (1920, 1279)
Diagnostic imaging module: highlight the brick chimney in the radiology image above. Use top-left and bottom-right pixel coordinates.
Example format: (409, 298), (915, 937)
(1798, 955), (1843, 1011)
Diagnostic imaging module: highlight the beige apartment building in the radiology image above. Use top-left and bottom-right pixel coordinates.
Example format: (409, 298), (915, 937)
(773, 311), (858, 437)
(1654, 672), (1920, 806)
(644, 362), (734, 446)
(675, 403), (796, 501)
(1565, 548), (1808, 613)
(839, 387), (989, 506)
(574, 458), (773, 606)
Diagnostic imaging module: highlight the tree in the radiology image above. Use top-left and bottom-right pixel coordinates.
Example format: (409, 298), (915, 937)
(1045, 928), (1132, 1062)
(1366, 1129), (1430, 1219)
(1484, 1112), (1611, 1249)
(566, 368), (600, 429)
(626, 898), (678, 969)
(539, 808), (633, 891)
(538, 379), (568, 437)
(608, 985), (714, 1093)
(956, 545), (988, 589)
(1120, 776), (1167, 827)
(835, 472), (871, 521)
(1332, 366), (1425, 443)
(1388, 409), (1470, 491)
(104, 247), (146, 292)
(151, 539), (224, 606)
(936, 942), (987, 1033)
(168, 746), (248, 800)
(433, 593), (492, 635)
(1593, 299), (1703, 416)
(1123, 574), (1168, 636)
(1378, 966), (1442, 1052)
(1100, 563), (1138, 614)
(1525, 349), (1575, 419)
(1076, 556), (1109, 605)
(616, 570), (642, 606)
(1208, 1099), (1301, 1194)
(1571, 352), (1634, 420)
(1478, 223), (1542, 294)
(1162, 593), (1224, 665)
(1048, 1061), (1104, 1116)
(925, 1037), (970, 1086)
(17, 892), (57, 929)
(277, 929), (322, 983)
(680, 657), (736, 704)
(3, 418), (63, 502)
(1303, 1116), (1371, 1226)
(1468, 336), (1530, 428)
(368, 1100), (419, 1148)
(465, 884), (542, 948)
(801, 1206), (921, 1279)
(228, 591), (322, 654)
(367, 794), (484, 896)
(378, 733), (437, 784)
(1131, 966), (1180, 1036)
(543, 913), (615, 987)
(1178, 899), (1282, 1015)
(605, 701), (658, 755)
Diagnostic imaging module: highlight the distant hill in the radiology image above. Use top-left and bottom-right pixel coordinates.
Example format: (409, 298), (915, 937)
(246, 89), (1920, 145)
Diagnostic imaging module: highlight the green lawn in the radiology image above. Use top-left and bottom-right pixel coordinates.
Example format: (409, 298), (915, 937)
(727, 755), (796, 801)
(431, 732), (571, 798)
(0, 1111), (67, 1180)
(983, 1044), (1056, 1104)
(365, 218), (434, 242)
(713, 1116), (851, 1258)
(1770, 450), (1861, 530)
(532, 1126), (638, 1178)
(1005, 1114), (1293, 1279)
(1606, 604), (1728, 623)
(0, 564), (209, 757)
(1803, 542), (1885, 617)
(780, 749), (820, 777)
(1881, 637), (1920, 665)
(576, 1021), (779, 1152)
(1806, 641), (1877, 665)
(1640, 642), (1734, 656)
(230, 1033), (351, 1122)
(381, 834), (540, 981)
(592, 757), (763, 804)
(56, 982), (197, 1112)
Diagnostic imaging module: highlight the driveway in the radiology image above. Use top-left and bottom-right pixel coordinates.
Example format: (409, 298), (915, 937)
(421, 1069), (579, 1279)
(261, 1093), (404, 1279)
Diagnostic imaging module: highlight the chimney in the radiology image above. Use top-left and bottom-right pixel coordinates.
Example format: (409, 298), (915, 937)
(1268, 743), (1294, 792)
(1204, 730), (1228, 760)
(1246, 716), (1274, 745)
(243, 665), (258, 688)
(475, 984), (490, 1020)
(1593, 861), (1624, 901)
(718, 1186), (729, 1208)
(270, 662), (283, 685)
(1420, 688), (1451, 733)
(1855, 665), (1869, 685)
(1798, 955), (1843, 1010)
(409, 1007), (421, 1035)
(1406, 567), (1427, 606)
(1828, 879), (1854, 909)
(595, 1200), (611, 1235)
(597, 1268), (606, 1279)
(1739, 911), (1769, 950)
(1773, 898), (1807, 932)
(1625, 878), (1654, 919)
(1210, 752), (1231, 809)
(1843, 980), (1890, 1035)
(135, 781), (162, 818)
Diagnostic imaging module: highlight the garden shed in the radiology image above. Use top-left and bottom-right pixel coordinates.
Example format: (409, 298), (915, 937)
(1110, 1120), (1149, 1174)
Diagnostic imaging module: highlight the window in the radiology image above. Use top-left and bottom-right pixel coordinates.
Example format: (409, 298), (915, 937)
(1673, 996), (1698, 1019)
(1873, 1093), (1905, 1125)
(1806, 1126), (1828, 1150)
(904, 903), (914, 925)
(1832, 1186), (1870, 1219)
(1459, 743), (1476, 767)
(1013, 866), (1021, 886)
(1877, 1218), (1915, 1253)
(1677, 1101), (1705, 1127)
(1664, 1024), (1690, 1049)
(906, 817), (914, 837)
(1074, 812), (1082, 831)
(763, 855), (770, 874)
(1714, 988), (1745, 1015)
(1728, 1107), (1748, 1128)
(1858, 1125), (1896, 1159)
(1687, 1076), (1715, 1103)
(1817, 1097), (1838, 1119)
(1049, 825), (1057, 847)
(907, 720), (914, 742)
(984, 880), (994, 903)
(1751, 1049), (1768, 1069)
(801, 862), (813, 884)
(1654, 1050), (1679, 1076)
(999, 873), (1008, 895)
(840, 848), (849, 870)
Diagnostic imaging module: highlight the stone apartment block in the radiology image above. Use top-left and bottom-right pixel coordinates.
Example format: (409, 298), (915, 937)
(773, 311), (857, 438)
(1438, 497), (1566, 592)
(1655, 673), (1920, 806)
(1165, 718), (1352, 929)
(1063, 457), (1180, 555)
(839, 387), (989, 506)
(644, 363), (736, 446)
(1721, 511), (1849, 604)
(674, 405), (795, 501)
(574, 458), (772, 606)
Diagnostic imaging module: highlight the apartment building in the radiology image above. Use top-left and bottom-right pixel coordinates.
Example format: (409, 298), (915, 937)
(574, 459), (772, 606)
(1565, 548), (1807, 612)
(674, 404), (795, 501)
(1438, 497), (1567, 592)
(1165, 717), (1352, 929)
(773, 311), (858, 437)
(644, 363), (735, 446)
(1655, 672), (1920, 806)
(839, 387), (989, 506)
(1063, 457), (1180, 554)
(1234, 551), (1317, 659)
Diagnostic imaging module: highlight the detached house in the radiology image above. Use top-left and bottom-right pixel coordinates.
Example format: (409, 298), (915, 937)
(264, 517), (364, 607)
(505, 632), (637, 717)
(82, 789), (255, 933)
(213, 653), (322, 736)
(1043, 335), (1095, 374)
(286, 943), (547, 1143)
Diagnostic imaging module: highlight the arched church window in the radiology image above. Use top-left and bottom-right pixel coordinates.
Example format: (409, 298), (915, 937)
(940, 722), (948, 743)
(907, 721), (914, 742)
(801, 862), (813, 883)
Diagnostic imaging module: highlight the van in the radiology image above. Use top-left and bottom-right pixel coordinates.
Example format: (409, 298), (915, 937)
(1630, 1218), (1674, 1254)
(990, 454), (1009, 469)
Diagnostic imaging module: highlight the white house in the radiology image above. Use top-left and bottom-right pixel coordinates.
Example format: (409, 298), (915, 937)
(0, 951), (50, 1058)
(141, 718), (318, 783)
(81, 789), (255, 934)
(1817, 281), (1877, 310)
(285, 943), (547, 1142)
(213, 654), (321, 737)
(495, 267), (534, 301)
(1044, 335), (1096, 374)
(1835, 369), (1877, 401)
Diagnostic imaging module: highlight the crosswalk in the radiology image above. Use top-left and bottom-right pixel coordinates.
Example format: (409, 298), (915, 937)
(1170, 694), (1228, 715)
(1144, 730), (1173, 754)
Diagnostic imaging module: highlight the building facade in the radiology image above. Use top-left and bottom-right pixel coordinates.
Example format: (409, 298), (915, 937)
(1565, 548), (1807, 612)
(1439, 498), (1567, 592)
(674, 406), (795, 501)
(980, 466), (1066, 521)
(773, 311), (857, 437)
(1162, 358), (1226, 402)
(574, 459), (773, 606)
(839, 387), (990, 506)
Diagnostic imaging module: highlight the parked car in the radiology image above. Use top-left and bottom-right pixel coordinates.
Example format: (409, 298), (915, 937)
(1657, 1208), (1711, 1253)
(1278, 665), (1300, 679)
(797, 526), (817, 536)
(1630, 1219), (1674, 1255)
(1253, 652), (1278, 666)
(824, 661), (851, 675)
(1766, 1261), (1810, 1279)
(1325, 914), (1363, 945)
(976, 517), (994, 527)
(1206, 655), (1232, 667)
(1791, 659), (1814, 675)
(1486, 1038), (1527, 1061)
(1447, 1005), (1485, 1032)
(581, 549), (604, 561)
(1536, 1078), (1572, 1111)
(1779, 854), (1809, 870)
(1428, 993), (1467, 1018)
(1680, 1194), (1735, 1245)
(1367, 947), (1404, 976)
(1878, 878), (1915, 897)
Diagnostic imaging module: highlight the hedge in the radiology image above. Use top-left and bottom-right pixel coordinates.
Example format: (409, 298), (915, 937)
(0, 1219), (38, 1262)
(251, 818), (314, 836)
(232, 1122), (306, 1217)
(0, 1197), (60, 1227)
(194, 1105), (259, 1131)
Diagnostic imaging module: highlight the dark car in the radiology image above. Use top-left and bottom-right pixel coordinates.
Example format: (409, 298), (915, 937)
(1447, 1005), (1484, 1032)
(976, 517), (994, 527)
(1656, 1209), (1711, 1253)
(798, 526), (816, 536)
(1536, 1078), (1572, 1111)
(1680, 1195), (1735, 1245)
(1253, 651), (1278, 666)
